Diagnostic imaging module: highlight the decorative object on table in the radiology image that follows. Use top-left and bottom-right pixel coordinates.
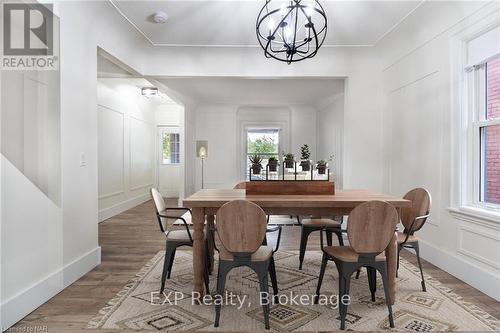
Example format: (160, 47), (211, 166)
(256, 0), (327, 64)
(300, 144), (311, 171)
(245, 180), (334, 195)
(89, 250), (500, 332)
(249, 154), (264, 175)
(267, 156), (278, 172)
(196, 141), (208, 189)
(316, 160), (327, 174)
(283, 152), (295, 169)
(316, 155), (333, 175)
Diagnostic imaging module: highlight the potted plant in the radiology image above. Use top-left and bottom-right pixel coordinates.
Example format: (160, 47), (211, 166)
(299, 144), (311, 171)
(316, 155), (333, 175)
(267, 156), (278, 172)
(249, 154), (263, 175)
(283, 152), (295, 169)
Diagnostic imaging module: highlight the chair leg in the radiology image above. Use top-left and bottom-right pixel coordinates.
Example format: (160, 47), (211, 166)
(299, 227), (312, 270)
(377, 264), (394, 328)
(326, 231), (333, 246)
(161, 243), (175, 293)
(396, 244), (401, 278)
(214, 262), (230, 328)
(258, 269), (271, 330)
(367, 267), (377, 301)
(414, 242), (426, 292)
(338, 268), (352, 330)
(167, 248), (177, 279)
(269, 257), (279, 302)
(314, 253), (328, 304)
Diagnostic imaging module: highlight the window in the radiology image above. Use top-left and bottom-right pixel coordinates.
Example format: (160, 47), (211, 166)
(246, 128), (280, 180)
(481, 58), (500, 205)
(159, 127), (180, 164)
(469, 57), (500, 209)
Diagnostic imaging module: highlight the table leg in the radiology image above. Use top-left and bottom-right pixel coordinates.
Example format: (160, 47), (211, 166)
(206, 214), (215, 273)
(192, 207), (205, 301)
(385, 231), (397, 305)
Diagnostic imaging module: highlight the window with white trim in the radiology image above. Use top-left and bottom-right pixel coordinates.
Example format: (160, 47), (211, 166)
(467, 56), (500, 209)
(245, 128), (280, 180)
(159, 127), (180, 164)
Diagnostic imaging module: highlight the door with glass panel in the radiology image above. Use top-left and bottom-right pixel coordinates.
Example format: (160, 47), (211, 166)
(157, 126), (181, 197)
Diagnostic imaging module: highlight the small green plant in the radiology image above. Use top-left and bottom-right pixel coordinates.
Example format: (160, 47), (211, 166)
(249, 154), (263, 165)
(283, 152), (294, 161)
(268, 156), (278, 162)
(317, 160), (327, 167)
(317, 155), (334, 166)
(300, 144), (311, 160)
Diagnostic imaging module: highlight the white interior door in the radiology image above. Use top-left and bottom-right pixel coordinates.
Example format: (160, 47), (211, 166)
(157, 126), (180, 198)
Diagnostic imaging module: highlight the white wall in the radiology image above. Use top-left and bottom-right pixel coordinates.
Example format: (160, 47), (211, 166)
(1, 0), (151, 329)
(191, 104), (318, 191)
(140, 46), (385, 196)
(97, 79), (156, 222)
(377, 1), (500, 300)
(317, 93), (345, 188)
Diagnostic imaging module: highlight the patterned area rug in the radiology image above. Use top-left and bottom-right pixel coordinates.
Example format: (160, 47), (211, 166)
(88, 251), (500, 331)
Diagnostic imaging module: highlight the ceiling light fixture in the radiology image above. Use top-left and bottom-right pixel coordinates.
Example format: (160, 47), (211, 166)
(256, 0), (327, 64)
(141, 87), (159, 97)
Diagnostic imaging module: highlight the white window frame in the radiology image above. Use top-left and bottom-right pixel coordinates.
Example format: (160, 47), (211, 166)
(465, 59), (500, 213)
(159, 126), (180, 165)
(244, 127), (281, 180)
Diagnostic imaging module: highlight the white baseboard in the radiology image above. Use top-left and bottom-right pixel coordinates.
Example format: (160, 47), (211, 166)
(418, 239), (500, 301)
(0, 247), (101, 330)
(98, 193), (150, 222)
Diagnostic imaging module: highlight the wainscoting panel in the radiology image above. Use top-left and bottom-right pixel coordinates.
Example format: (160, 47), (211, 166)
(98, 105), (125, 199)
(129, 117), (154, 190)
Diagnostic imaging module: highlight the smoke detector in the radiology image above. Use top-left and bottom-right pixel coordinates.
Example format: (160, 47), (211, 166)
(153, 12), (168, 24)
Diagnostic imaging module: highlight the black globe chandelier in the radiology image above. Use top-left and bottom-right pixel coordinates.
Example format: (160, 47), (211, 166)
(256, 0), (327, 64)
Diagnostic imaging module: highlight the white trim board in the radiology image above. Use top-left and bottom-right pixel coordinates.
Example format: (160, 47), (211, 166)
(98, 192), (150, 222)
(418, 239), (500, 301)
(0, 247), (101, 330)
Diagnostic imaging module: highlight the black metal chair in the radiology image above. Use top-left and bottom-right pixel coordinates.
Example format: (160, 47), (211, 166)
(314, 200), (398, 330)
(397, 188), (432, 291)
(298, 216), (344, 270)
(214, 200), (278, 330)
(150, 188), (210, 294)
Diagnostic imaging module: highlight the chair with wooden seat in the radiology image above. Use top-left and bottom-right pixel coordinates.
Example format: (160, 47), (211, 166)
(397, 188), (431, 291)
(298, 216), (344, 270)
(151, 188), (210, 294)
(214, 200), (278, 330)
(233, 182), (282, 251)
(314, 200), (398, 330)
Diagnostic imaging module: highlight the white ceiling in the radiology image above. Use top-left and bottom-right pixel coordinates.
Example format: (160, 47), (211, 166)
(156, 77), (344, 105)
(111, 0), (423, 47)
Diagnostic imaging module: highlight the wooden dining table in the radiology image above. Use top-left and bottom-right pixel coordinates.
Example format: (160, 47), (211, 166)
(182, 188), (412, 305)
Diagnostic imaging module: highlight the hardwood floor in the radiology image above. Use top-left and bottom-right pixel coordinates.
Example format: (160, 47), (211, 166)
(11, 200), (500, 332)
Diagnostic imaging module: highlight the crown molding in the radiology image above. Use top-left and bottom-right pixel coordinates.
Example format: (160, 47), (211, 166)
(109, 0), (423, 49)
